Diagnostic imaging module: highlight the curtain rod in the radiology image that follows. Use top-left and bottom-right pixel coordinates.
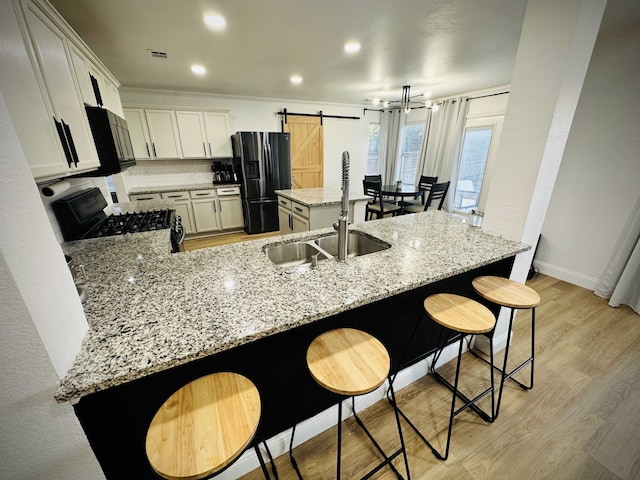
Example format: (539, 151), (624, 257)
(277, 108), (360, 125)
(466, 91), (509, 101)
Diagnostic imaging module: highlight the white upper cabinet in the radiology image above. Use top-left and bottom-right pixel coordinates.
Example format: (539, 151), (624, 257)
(145, 109), (182, 159)
(22, 0), (101, 176)
(176, 111), (208, 158)
(0, 0), (70, 180)
(176, 110), (232, 158)
(125, 106), (232, 160)
(0, 0), (123, 181)
(204, 112), (232, 157)
(123, 108), (152, 159)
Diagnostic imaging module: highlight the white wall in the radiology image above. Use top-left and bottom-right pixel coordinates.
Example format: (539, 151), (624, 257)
(119, 89), (376, 193)
(535, 0), (640, 289)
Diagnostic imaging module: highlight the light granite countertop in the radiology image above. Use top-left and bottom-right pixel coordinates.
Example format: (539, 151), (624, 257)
(275, 187), (370, 207)
(128, 183), (240, 195)
(55, 211), (529, 402)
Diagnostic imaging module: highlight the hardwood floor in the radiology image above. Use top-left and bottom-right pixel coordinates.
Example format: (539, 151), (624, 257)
(240, 274), (640, 480)
(182, 230), (280, 251)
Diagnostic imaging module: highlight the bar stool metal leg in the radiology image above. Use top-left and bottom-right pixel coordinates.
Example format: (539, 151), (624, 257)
(471, 275), (540, 420)
(293, 328), (410, 479)
(388, 294), (496, 461)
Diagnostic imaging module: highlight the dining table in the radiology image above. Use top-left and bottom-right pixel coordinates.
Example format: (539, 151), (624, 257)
(380, 184), (422, 213)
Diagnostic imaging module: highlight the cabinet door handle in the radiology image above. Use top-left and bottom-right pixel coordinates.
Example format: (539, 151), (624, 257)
(137, 196), (154, 201)
(208, 142), (212, 156)
(145, 142), (151, 157)
(53, 117), (73, 168)
(167, 195), (182, 198)
(152, 142), (157, 157)
(294, 206), (303, 213)
(61, 120), (79, 167)
(194, 192), (209, 197)
(203, 142), (206, 156)
(289, 213), (293, 230)
(217, 199), (222, 212)
(213, 201), (217, 213)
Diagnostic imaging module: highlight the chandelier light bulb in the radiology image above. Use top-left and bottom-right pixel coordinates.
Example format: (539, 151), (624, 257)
(423, 90), (432, 98)
(432, 103), (440, 112)
(404, 107), (411, 114)
(424, 100), (432, 108)
(383, 100), (390, 108)
(372, 97), (380, 106)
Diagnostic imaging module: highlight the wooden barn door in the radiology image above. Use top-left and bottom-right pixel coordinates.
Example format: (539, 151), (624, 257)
(283, 115), (323, 188)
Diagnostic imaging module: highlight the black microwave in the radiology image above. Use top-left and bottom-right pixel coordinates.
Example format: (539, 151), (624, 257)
(83, 106), (136, 176)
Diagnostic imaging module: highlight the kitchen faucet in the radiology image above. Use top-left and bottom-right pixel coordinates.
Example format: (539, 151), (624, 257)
(334, 151), (350, 261)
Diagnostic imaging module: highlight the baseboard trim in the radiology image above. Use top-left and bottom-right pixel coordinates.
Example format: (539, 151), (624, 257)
(533, 260), (599, 290)
(215, 341), (465, 479)
(472, 330), (510, 355)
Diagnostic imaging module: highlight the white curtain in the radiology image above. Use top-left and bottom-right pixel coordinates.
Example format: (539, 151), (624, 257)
(594, 197), (640, 314)
(417, 96), (470, 211)
(379, 110), (406, 185)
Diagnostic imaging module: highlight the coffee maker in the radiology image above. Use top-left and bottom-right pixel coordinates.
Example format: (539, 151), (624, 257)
(211, 158), (236, 184)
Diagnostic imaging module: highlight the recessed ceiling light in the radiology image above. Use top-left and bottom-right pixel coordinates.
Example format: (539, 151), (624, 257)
(191, 65), (206, 75)
(290, 75), (303, 85)
(204, 14), (226, 30)
(344, 42), (361, 54)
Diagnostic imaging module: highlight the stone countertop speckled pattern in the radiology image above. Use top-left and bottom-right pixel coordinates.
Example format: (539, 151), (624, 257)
(275, 188), (370, 206)
(55, 211), (529, 402)
(128, 183), (240, 195)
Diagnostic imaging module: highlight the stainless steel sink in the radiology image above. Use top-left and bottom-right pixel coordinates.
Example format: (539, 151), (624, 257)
(264, 231), (390, 266)
(313, 231), (390, 258)
(264, 241), (327, 267)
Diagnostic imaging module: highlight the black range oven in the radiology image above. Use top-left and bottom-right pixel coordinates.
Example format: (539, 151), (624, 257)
(52, 188), (185, 252)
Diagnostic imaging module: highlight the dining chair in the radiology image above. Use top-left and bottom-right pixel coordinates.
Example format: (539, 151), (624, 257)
(403, 175), (438, 208)
(363, 175), (382, 204)
(404, 181), (450, 214)
(364, 180), (402, 220)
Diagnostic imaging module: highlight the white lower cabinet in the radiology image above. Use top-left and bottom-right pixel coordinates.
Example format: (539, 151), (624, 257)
(278, 205), (293, 235)
(217, 187), (243, 229)
(191, 190), (221, 233)
(277, 196), (328, 234)
(129, 193), (161, 201)
(129, 187), (243, 235)
(160, 191), (195, 234)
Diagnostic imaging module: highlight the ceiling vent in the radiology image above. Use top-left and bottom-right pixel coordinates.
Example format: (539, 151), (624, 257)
(148, 50), (167, 59)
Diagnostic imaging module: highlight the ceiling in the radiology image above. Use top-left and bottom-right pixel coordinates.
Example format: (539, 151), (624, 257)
(49, 0), (528, 106)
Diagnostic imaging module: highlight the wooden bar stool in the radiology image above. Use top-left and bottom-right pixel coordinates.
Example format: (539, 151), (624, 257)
(292, 327), (410, 479)
(392, 293), (496, 461)
(472, 276), (540, 419)
(145, 372), (276, 480)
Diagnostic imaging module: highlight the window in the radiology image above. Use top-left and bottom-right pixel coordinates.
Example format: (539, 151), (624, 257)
(454, 126), (494, 212)
(398, 123), (425, 184)
(366, 123), (381, 174)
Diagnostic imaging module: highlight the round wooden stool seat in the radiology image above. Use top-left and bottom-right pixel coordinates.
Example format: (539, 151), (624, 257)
(472, 276), (540, 309)
(307, 327), (390, 396)
(424, 293), (496, 334)
(145, 372), (261, 480)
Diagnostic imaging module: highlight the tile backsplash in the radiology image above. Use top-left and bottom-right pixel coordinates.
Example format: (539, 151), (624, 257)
(125, 159), (214, 188)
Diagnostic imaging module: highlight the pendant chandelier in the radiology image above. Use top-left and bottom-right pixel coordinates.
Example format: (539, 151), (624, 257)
(363, 85), (439, 115)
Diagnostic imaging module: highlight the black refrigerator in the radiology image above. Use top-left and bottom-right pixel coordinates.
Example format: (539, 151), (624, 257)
(232, 131), (291, 234)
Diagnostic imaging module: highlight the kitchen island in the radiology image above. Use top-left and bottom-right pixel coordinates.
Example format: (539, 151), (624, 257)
(58, 211), (528, 478)
(275, 187), (369, 233)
